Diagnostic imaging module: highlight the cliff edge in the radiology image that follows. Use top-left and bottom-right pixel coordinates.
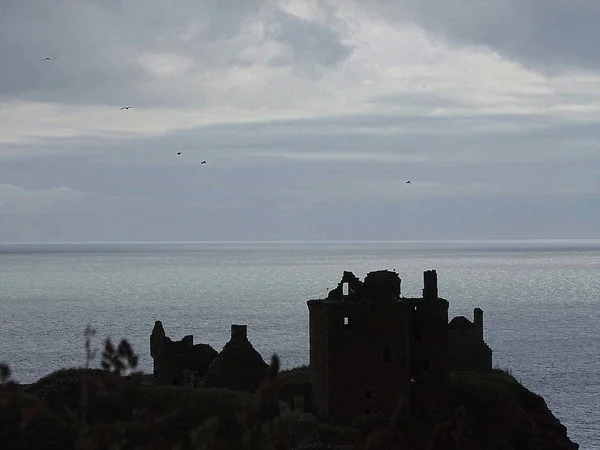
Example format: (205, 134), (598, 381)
(0, 367), (579, 450)
(278, 366), (579, 450)
(444, 368), (578, 450)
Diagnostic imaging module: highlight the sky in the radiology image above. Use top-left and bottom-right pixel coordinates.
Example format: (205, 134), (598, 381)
(1, 0), (600, 242)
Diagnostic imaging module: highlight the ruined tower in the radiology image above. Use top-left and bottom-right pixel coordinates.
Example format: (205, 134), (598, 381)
(407, 270), (449, 418)
(308, 269), (450, 423)
(448, 308), (493, 371)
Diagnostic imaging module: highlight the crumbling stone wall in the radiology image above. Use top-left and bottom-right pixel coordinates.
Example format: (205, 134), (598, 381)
(150, 321), (218, 386)
(201, 325), (268, 392)
(448, 308), (493, 371)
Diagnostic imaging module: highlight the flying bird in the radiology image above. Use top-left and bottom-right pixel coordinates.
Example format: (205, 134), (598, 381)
(201, 161), (206, 164)
(176, 152), (182, 156)
(120, 106), (133, 110)
(406, 180), (411, 184)
(44, 57), (53, 62)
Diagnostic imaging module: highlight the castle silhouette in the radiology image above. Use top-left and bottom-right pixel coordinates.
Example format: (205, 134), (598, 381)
(151, 269), (492, 422)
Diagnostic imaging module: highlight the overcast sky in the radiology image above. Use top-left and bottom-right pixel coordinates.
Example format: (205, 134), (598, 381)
(1, 0), (599, 242)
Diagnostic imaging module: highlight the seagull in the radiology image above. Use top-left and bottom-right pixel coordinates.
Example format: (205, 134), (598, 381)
(406, 180), (411, 184)
(44, 57), (53, 62)
(120, 106), (133, 110)
(200, 160), (206, 164)
(176, 152), (182, 156)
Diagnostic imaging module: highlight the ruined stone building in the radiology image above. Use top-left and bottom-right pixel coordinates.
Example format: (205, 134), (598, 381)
(308, 269), (492, 423)
(150, 321), (218, 386)
(150, 322), (268, 391)
(201, 324), (268, 392)
(150, 268), (492, 423)
(448, 308), (493, 371)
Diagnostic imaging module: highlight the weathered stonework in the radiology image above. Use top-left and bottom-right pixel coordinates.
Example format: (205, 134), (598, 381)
(150, 321), (269, 391)
(201, 324), (268, 392)
(308, 269), (488, 423)
(448, 308), (493, 371)
(150, 321), (218, 386)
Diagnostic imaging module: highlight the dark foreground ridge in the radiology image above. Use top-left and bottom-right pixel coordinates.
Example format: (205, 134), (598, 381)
(0, 366), (579, 449)
(0, 269), (579, 449)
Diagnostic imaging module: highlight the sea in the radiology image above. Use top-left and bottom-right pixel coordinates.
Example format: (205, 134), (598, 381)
(0, 240), (598, 448)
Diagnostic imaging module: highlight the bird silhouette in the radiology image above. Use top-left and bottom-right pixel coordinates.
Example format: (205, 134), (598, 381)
(176, 152), (182, 156)
(201, 161), (206, 164)
(44, 57), (53, 62)
(120, 106), (133, 110)
(406, 181), (411, 184)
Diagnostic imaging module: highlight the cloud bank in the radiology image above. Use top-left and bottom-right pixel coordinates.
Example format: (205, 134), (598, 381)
(1, 0), (599, 241)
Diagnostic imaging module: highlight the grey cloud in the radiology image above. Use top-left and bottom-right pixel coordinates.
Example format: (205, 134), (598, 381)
(3, 108), (599, 203)
(3, 107), (599, 167)
(2, 112), (600, 242)
(265, 10), (352, 71)
(0, 183), (88, 215)
(0, 0), (351, 107)
(0, 0), (151, 103)
(368, 92), (470, 109)
(373, 0), (600, 72)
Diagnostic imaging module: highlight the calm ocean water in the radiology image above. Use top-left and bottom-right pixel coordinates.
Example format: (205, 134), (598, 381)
(0, 240), (598, 448)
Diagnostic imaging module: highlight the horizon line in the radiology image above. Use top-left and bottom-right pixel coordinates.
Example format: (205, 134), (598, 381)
(2, 238), (600, 245)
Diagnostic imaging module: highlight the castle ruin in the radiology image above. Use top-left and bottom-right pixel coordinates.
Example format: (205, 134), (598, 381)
(448, 308), (493, 371)
(308, 269), (492, 423)
(150, 268), (493, 424)
(150, 322), (268, 391)
(150, 321), (218, 386)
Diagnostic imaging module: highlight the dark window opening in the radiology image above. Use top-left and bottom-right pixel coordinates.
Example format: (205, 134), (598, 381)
(382, 347), (391, 364)
(365, 390), (372, 399)
(414, 330), (421, 342)
(423, 361), (430, 371)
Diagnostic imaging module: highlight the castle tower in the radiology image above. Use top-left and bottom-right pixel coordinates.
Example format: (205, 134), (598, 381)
(408, 270), (449, 418)
(308, 270), (410, 423)
(474, 308), (484, 341)
(150, 321), (166, 377)
(422, 269), (438, 299)
(447, 308), (492, 371)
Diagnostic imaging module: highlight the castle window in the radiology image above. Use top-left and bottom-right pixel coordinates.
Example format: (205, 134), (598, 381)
(342, 282), (349, 296)
(343, 316), (353, 329)
(382, 347), (391, 364)
(423, 361), (430, 372)
(365, 390), (372, 399)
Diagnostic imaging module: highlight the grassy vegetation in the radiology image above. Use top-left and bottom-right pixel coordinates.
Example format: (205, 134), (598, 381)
(0, 330), (577, 450)
(279, 364), (310, 386)
(0, 388), (76, 450)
